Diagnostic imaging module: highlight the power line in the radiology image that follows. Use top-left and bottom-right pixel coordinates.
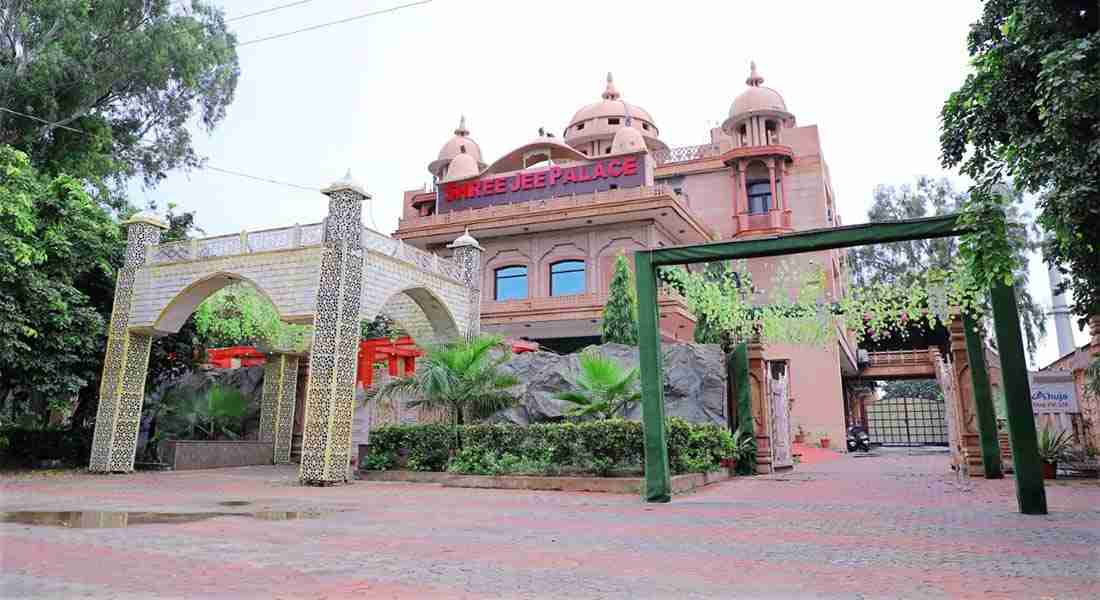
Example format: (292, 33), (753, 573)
(237, 0), (432, 46)
(227, 0), (318, 22)
(1, 105), (320, 192)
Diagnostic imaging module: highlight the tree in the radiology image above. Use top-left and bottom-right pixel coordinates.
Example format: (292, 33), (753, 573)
(940, 1), (1100, 324)
(365, 335), (519, 426)
(848, 177), (1046, 357)
(0, 145), (119, 425)
(193, 283), (309, 350)
(0, 0), (239, 208)
(361, 314), (402, 340)
(601, 254), (638, 345)
(555, 350), (641, 420)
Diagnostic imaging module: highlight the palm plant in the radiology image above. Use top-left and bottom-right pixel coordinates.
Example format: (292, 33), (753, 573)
(556, 350), (641, 420)
(157, 385), (248, 441)
(1037, 426), (1074, 464)
(365, 335), (520, 426)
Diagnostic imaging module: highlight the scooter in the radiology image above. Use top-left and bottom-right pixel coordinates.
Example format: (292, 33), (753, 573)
(846, 426), (871, 452)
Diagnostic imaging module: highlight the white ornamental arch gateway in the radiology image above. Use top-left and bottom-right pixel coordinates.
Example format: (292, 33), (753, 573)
(88, 173), (483, 485)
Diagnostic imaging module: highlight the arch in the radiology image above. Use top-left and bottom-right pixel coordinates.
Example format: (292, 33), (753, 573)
(366, 285), (461, 346)
(151, 271), (282, 336)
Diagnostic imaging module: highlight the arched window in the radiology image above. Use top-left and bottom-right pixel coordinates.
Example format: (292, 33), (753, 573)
(494, 266), (528, 301)
(747, 181), (772, 214)
(550, 260), (585, 296)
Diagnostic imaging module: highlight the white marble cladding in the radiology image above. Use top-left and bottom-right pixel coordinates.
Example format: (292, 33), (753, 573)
(127, 237), (473, 336)
(128, 247), (325, 328)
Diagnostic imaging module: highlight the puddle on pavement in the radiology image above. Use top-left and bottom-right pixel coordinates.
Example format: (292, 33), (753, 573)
(0, 510), (325, 528)
(217, 500), (253, 507)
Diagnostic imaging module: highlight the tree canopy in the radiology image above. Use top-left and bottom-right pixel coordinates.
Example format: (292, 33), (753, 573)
(0, 145), (119, 424)
(940, 0), (1099, 324)
(601, 254), (638, 345)
(0, 0), (239, 208)
(848, 177), (1045, 356)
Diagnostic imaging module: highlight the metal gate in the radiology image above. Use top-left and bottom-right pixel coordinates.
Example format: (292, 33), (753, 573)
(866, 396), (949, 446)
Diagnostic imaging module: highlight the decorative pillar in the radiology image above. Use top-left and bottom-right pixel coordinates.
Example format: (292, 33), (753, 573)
(89, 212), (168, 473)
(259, 352), (301, 464)
(635, 251), (670, 502)
(767, 159), (777, 214)
(299, 172), (366, 485)
(448, 228), (484, 338)
(747, 339), (772, 474)
(737, 161), (748, 214)
(948, 316), (983, 472)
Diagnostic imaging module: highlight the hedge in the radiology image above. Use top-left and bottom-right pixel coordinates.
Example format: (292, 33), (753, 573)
(363, 417), (749, 476)
(0, 426), (94, 467)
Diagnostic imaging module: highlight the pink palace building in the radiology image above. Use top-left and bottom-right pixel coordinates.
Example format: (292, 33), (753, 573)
(394, 63), (857, 446)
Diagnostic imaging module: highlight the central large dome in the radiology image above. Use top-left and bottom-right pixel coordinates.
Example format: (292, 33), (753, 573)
(563, 73), (666, 155)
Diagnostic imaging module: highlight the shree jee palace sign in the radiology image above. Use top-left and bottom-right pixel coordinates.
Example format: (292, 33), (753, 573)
(436, 152), (646, 213)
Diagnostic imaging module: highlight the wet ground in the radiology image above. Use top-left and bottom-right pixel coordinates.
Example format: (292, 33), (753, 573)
(1, 447), (1097, 599)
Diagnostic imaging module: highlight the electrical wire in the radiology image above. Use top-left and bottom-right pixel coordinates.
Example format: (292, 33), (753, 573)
(237, 0), (432, 46)
(227, 0), (318, 22)
(1, 106), (320, 192)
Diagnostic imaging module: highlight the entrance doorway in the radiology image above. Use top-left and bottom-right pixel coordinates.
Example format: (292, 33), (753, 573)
(866, 394), (948, 447)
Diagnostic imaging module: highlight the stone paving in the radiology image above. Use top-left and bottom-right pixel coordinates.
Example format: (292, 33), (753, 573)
(1, 448), (1097, 599)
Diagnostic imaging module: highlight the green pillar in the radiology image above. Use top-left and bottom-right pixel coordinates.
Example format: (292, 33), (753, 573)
(732, 342), (752, 436)
(634, 252), (670, 502)
(989, 282), (1047, 515)
(962, 314), (1003, 479)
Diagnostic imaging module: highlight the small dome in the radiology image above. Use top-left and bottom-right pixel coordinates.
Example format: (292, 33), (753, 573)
(430, 116), (483, 177)
(448, 227), (482, 250)
(611, 124), (646, 154)
(443, 151), (480, 182)
(729, 62), (787, 118)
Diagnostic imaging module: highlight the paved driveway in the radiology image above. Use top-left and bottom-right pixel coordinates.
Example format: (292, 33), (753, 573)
(2, 449), (1097, 599)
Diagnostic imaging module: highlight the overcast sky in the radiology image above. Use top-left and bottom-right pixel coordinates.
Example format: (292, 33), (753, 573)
(139, 0), (1091, 366)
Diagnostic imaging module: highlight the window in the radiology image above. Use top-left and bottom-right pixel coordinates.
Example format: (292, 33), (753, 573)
(550, 260), (585, 296)
(576, 122), (585, 131)
(641, 123), (650, 131)
(494, 266), (528, 301)
(607, 117), (621, 125)
(747, 181), (772, 214)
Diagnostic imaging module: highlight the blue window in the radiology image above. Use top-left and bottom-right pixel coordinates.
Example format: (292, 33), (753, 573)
(550, 260), (585, 296)
(747, 180), (771, 214)
(494, 266), (528, 301)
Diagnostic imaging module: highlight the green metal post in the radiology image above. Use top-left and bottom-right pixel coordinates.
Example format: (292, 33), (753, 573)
(732, 342), (752, 436)
(634, 252), (670, 502)
(989, 282), (1047, 515)
(962, 314), (1003, 479)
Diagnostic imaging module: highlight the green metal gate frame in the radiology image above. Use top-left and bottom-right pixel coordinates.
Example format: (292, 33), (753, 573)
(634, 214), (1046, 514)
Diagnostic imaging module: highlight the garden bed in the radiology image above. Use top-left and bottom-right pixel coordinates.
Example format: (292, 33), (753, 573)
(360, 469), (733, 495)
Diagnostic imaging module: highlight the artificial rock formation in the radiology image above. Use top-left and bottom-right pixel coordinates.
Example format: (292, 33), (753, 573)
(492, 343), (727, 426)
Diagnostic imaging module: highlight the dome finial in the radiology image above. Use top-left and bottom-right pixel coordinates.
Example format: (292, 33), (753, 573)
(454, 114), (469, 137)
(746, 61), (764, 87)
(602, 71), (620, 100)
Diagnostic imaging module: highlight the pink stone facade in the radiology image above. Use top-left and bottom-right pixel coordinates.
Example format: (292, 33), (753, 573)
(394, 65), (854, 443)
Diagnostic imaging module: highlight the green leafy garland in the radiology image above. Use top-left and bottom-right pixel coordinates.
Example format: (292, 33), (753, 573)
(660, 259), (983, 346)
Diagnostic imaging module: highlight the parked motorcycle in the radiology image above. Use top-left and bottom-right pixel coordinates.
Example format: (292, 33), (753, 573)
(846, 426), (871, 452)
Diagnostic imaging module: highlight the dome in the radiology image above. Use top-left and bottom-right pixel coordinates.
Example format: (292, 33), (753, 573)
(429, 116), (484, 177)
(442, 151), (480, 182)
(567, 73), (657, 127)
(729, 62), (788, 118)
(611, 123), (646, 154)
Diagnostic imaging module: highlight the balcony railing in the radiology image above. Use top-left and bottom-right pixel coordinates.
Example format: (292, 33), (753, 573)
(734, 209), (793, 235)
(145, 221), (465, 283)
(397, 184), (679, 230)
(652, 143), (723, 166)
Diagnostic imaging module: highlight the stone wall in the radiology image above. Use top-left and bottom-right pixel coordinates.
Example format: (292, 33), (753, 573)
(160, 440), (273, 470)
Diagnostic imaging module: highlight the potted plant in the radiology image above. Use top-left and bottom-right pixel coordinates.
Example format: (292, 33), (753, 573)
(817, 431), (830, 449)
(1037, 426), (1073, 480)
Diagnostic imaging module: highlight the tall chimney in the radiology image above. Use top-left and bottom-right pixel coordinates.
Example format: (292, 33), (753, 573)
(1048, 264), (1076, 356)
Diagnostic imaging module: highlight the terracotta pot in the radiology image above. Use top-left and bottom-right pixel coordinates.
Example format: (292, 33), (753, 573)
(1041, 461), (1057, 480)
(819, 438), (830, 449)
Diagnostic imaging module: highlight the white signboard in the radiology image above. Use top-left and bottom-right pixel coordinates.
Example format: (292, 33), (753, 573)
(1028, 372), (1079, 413)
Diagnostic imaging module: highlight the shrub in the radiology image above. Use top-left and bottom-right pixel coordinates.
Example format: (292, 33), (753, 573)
(0, 426), (94, 467)
(364, 417), (740, 476)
